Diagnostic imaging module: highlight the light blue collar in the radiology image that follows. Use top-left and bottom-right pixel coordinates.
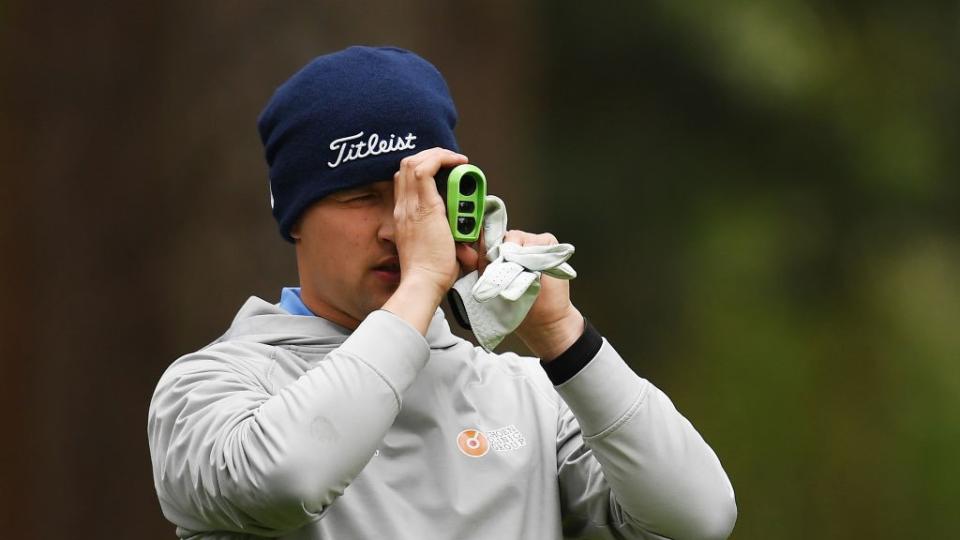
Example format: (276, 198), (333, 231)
(271, 287), (458, 348)
(278, 287), (316, 317)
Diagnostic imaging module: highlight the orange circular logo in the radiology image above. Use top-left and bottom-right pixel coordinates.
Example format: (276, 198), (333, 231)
(457, 429), (489, 458)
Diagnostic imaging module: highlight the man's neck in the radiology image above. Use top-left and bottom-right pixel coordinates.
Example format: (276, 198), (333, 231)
(298, 289), (362, 331)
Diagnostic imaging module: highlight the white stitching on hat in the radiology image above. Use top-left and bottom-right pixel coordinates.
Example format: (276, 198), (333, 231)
(327, 131), (418, 168)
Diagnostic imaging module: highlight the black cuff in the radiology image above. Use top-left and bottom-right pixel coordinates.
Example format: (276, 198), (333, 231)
(540, 318), (603, 386)
(446, 289), (472, 330)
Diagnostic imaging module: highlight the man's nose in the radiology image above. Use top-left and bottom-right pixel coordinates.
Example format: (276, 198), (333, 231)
(378, 198), (396, 244)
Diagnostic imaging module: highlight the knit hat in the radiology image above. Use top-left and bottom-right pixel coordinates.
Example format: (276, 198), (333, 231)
(257, 46), (460, 242)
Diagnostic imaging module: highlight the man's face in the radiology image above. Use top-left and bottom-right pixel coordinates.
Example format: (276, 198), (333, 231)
(292, 180), (401, 329)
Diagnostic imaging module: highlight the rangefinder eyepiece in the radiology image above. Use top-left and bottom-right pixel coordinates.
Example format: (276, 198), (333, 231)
(458, 175), (477, 196)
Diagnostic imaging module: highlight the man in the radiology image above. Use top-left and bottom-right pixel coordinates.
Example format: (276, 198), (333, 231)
(148, 46), (737, 539)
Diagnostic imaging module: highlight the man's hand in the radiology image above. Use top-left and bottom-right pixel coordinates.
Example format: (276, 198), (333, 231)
(382, 147), (468, 334)
(457, 229), (584, 361)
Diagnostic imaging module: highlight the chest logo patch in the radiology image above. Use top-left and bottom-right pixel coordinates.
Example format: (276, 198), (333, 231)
(457, 429), (489, 458)
(457, 425), (527, 458)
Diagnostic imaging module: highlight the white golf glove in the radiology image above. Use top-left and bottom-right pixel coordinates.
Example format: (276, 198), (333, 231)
(448, 195), (577, 352)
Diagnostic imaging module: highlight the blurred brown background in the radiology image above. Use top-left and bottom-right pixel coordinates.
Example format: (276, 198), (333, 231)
(2, 1), (958, 539)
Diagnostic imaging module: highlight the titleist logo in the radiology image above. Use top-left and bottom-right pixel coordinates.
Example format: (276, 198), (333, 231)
(327, 131), (417, 168)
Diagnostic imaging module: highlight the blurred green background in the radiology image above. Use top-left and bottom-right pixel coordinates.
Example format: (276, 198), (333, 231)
(1, 1), (957, 538)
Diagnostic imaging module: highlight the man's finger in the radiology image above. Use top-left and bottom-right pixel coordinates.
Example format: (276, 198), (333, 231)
(392, 170), (406, 215)
(398, 155), (420, 208)
(455, 243), (479, 274)
(503, 230), (525, 246)
(502, 230), (559, 248)
(411, 148), (468, 201)
(533, 232), (559, 246)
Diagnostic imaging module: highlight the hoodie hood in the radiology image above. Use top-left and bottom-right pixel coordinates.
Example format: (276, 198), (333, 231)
(217, 296), (460, 350)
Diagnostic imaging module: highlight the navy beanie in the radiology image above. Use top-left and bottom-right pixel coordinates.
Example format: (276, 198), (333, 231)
(257, 46), (460, 242)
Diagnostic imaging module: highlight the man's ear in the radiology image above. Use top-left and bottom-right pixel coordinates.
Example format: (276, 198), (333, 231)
(290, 220), (302, 240)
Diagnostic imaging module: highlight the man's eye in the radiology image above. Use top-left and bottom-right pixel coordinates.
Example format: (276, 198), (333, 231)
(341, 193), (376, 203)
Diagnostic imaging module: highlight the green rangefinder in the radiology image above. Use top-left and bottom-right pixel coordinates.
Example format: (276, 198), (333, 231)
(435, 164), (487, 243)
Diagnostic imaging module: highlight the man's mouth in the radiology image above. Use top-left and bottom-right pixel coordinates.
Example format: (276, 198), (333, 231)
(374, 264), (401, 273)
(372, 258), (402, 282)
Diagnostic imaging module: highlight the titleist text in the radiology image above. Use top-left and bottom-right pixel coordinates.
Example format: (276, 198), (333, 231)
(328, 131), (418, 168)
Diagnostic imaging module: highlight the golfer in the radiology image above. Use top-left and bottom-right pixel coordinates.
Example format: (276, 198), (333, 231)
(148, 46), (737, 540)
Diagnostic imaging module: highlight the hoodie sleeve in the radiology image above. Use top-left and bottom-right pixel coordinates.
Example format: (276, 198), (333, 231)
(147, 309), (429, 537)
(552, 333), (738, 540)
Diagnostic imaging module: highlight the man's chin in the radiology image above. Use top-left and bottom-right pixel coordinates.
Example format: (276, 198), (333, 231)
(370, 284), (398, 308)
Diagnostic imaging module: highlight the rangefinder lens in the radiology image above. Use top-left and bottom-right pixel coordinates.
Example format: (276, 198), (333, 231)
(459, 174), (477, 196)
(457, 216), (475, 234)
(458, 200), (475, 213)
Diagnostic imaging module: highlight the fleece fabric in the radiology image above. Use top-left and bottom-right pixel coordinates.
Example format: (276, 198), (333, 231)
(148, 298), (737, 539)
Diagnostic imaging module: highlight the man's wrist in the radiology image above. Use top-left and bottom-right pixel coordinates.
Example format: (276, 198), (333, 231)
(401, 273), (448, 305)
(382, 275), (446, 335)
(540, 317), (603, 385)
(517, 307), (585, 362)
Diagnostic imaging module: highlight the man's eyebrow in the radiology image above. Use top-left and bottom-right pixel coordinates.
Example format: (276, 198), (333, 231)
(338, 186), (375, 195)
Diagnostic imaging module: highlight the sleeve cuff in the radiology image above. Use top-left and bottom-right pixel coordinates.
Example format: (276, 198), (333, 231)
(540, 317), (603, 385)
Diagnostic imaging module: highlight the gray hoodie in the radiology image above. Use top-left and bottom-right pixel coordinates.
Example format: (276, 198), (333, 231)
(148, 297), (736, 539)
